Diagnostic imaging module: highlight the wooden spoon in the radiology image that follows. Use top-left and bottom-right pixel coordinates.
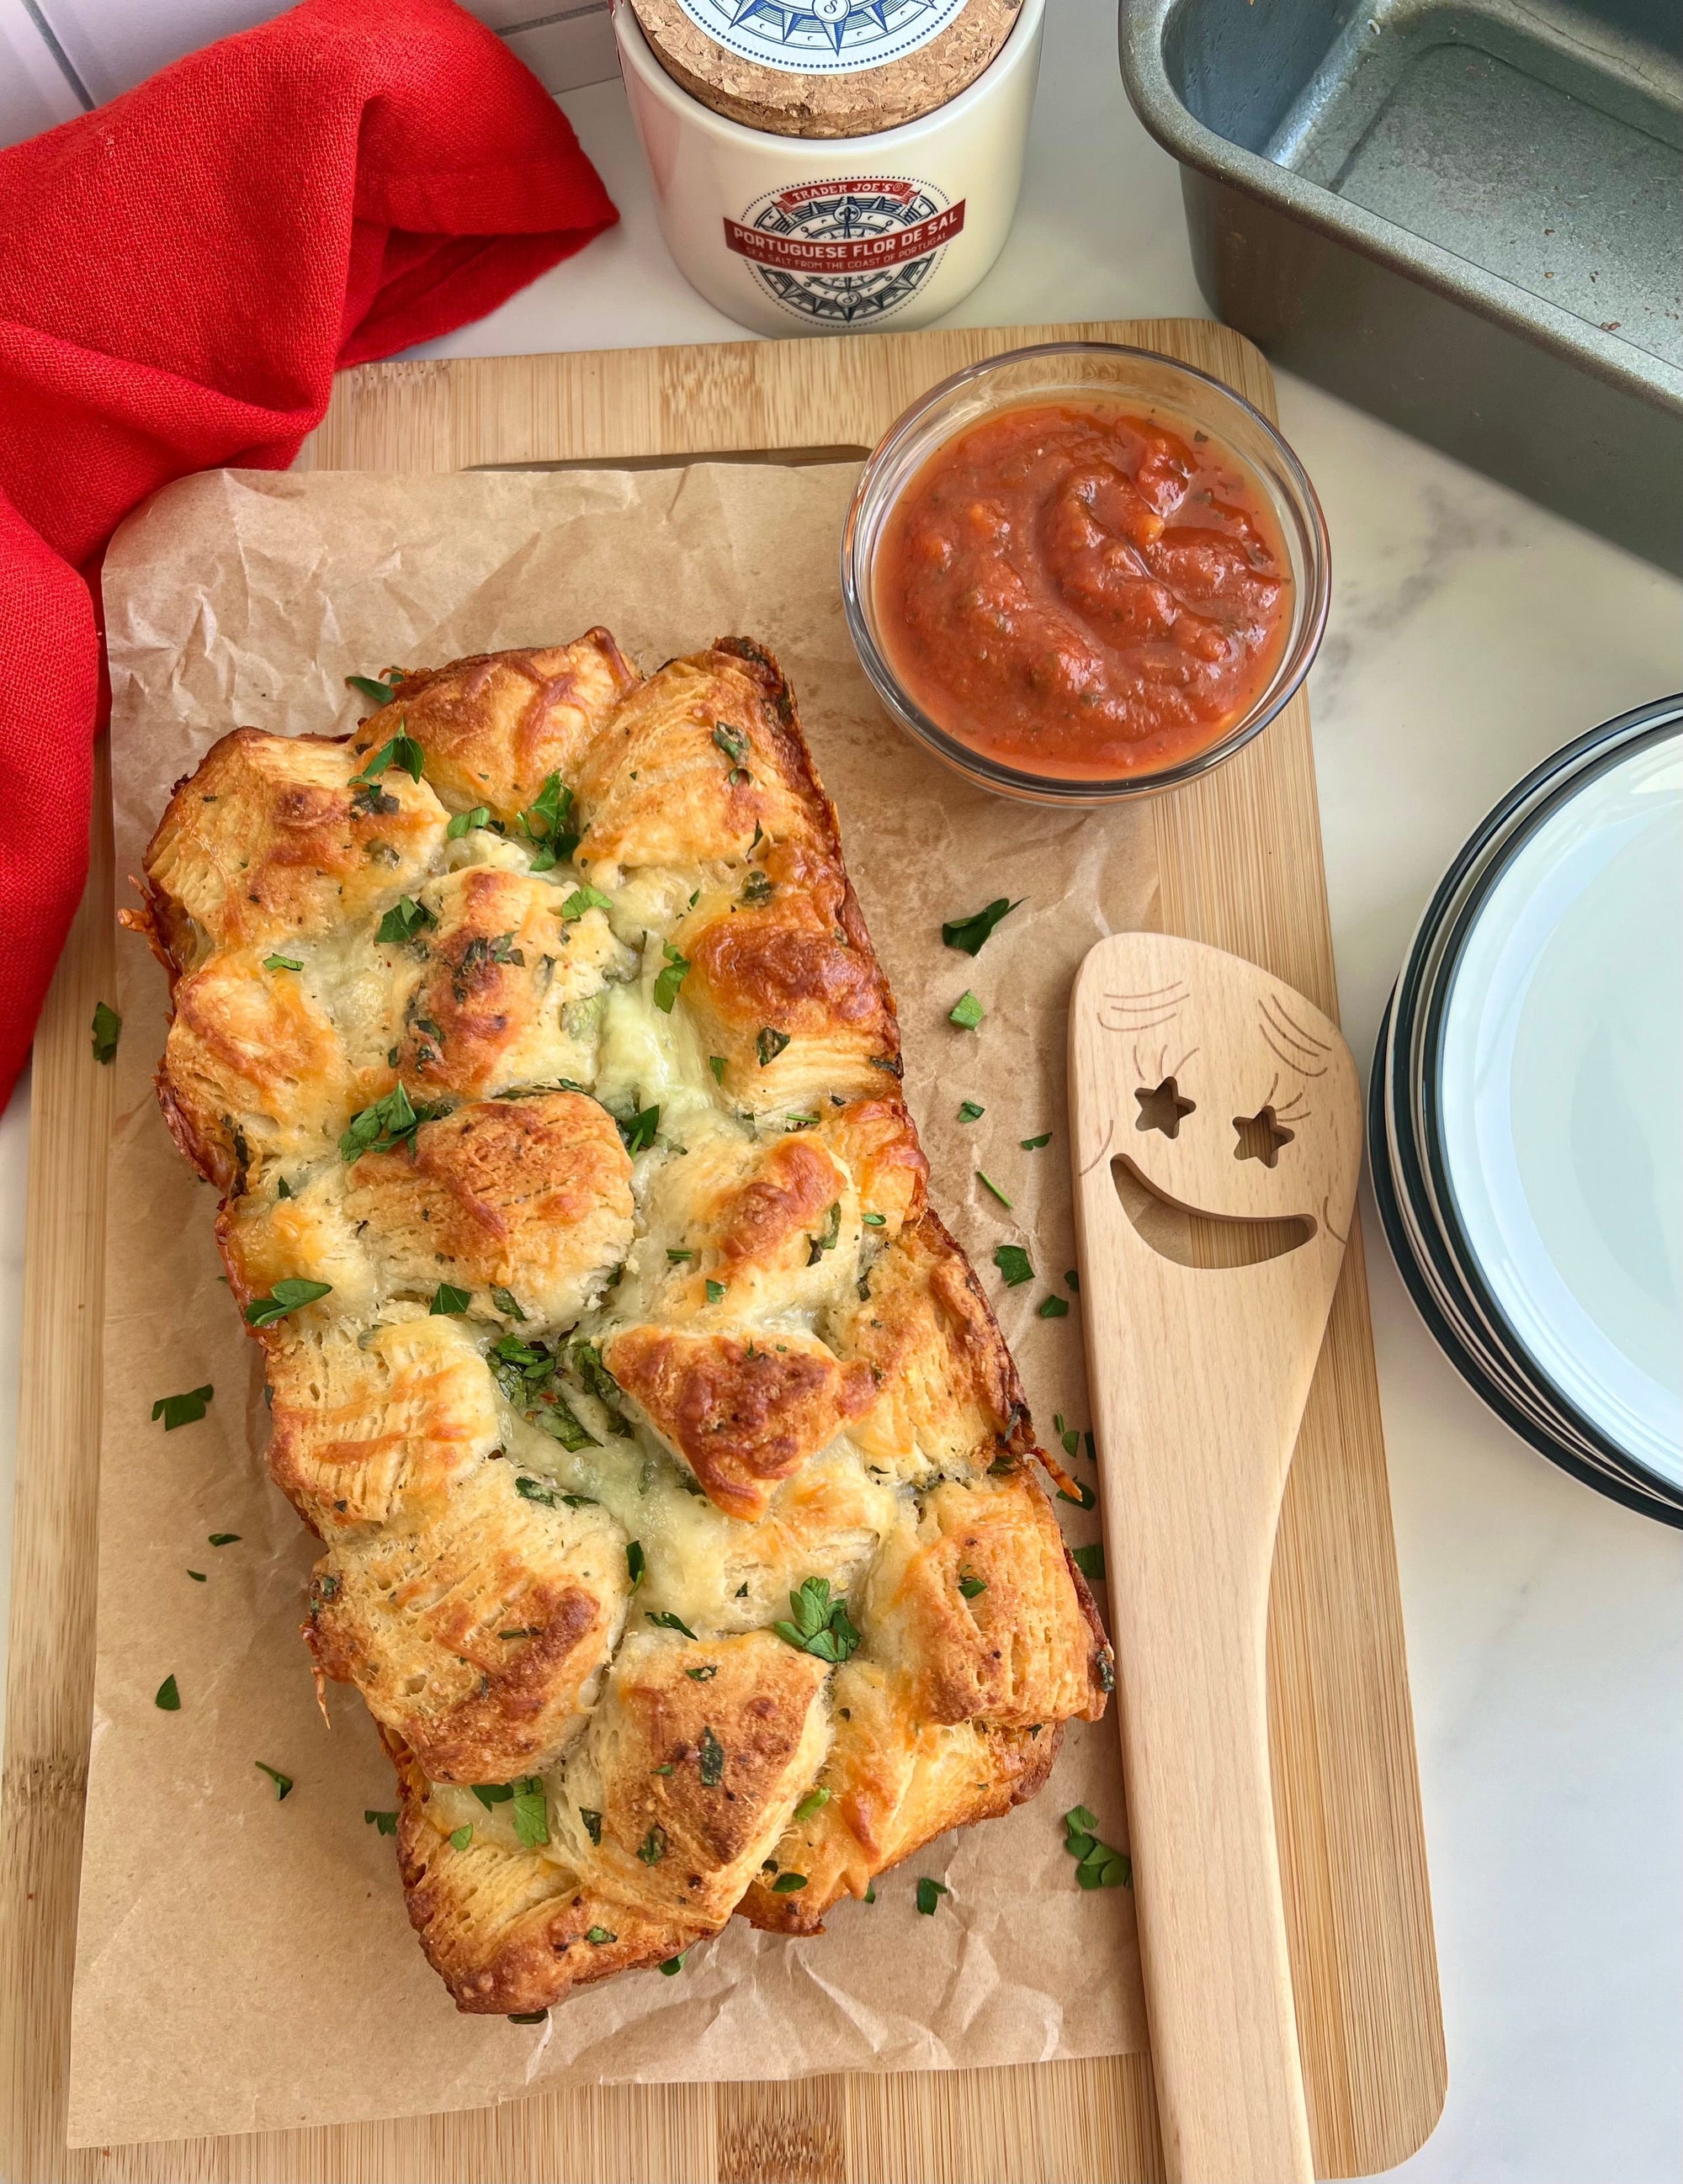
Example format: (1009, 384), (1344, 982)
(1067, 931), (1362, 2184)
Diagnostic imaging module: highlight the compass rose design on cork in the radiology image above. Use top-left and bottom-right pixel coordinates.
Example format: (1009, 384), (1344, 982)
(683, 0), (969, 68)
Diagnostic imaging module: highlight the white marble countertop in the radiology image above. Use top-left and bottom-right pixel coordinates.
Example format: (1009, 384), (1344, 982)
(3, 3), (1678, 2174)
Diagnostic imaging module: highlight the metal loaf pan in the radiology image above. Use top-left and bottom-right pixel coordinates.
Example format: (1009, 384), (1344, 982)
(1119, 0), (1683, 573)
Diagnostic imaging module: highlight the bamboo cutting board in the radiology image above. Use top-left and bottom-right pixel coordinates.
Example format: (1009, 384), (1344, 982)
(0, 318), (1444, 2181)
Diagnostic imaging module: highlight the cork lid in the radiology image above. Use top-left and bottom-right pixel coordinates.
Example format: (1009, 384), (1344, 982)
(627, 0), (1022, 139)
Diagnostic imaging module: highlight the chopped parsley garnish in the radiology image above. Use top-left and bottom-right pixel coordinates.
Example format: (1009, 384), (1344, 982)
(364, 1808), (398, 1834)
(862, 1210), (886, 1227)
(560, 883), (613, 920)
(514, 1474), (563, 1508)
(519, 772), (577, 870)
(1072, 1542), (1106, 1581)
(1057, 1475), (1097, 1511)
(709, 1055), (727, 1085)
(976, 1170), (1012, 1209)
(626, 1540), (645, 1589)
(993, 1244), (1034, 1286)
(698, 1725), (725, 1787)
(770, 1873), (807, 1893)
(255, 1762), (293, 1801)
(686, 1663), (718, 1682)
(91, 1001), (121, 1065)
(741, 869), (773, 904)
(756, 1026), (790, 1067)
(1021, 1132), (1052, 1151)
(353, 724), (425, 786)
(508, 2011), (549, 2024)
(712, 723), (749, 766)
(647, 1610), (697, 1639)
(806, 1201), (841, 1264)
(491, 1335), (598, 1451)
(666, 1248), (693, 1264)
(1066, 1268), (1080, 1291)
(958, 1100), (985, 1123)
(151, 1384), (212, 1430)
(375, 891), (433, 943)
(793, 1787), (831, 1824)
(187, 1569), (205, 1582)
(942, 898), (1022, 956)
(471, 1782), (514, 1809)
(1038, 1295), (1070, 1318)
(637, 1825), (666, 1866)
(772, 1577), (860, 1665)
(209, 1533), (240, 1546)
(958, 1576), (987, 1600)
(1063, 1805), (1130, 1890)
(948, 991), (985, 1031)
(704, 1278), (725, 1303)
(511, 1777), (549, 1848)
(659, 1953), (687, 1975)
(586, 1926), (615, 1945)
(491, 1285), (525, 1320)
(347, 672), (403, 708)
(652, 944), (690, 1013)
(580, 1807), (603, 1843)
(446, 805), (491, 840)
(263, 953), (303, 973)
(351, 781), (400, 819)
(244, 1278), (332, 1328)
(621, 1105), (660, 1155)
(339, 1082), (443, 1161)
(276, 1177), (292, 1198)
(915, 1877), (949, 1915)
(430, 1282), (470, 1316)
(155, 1675), (180, 1710)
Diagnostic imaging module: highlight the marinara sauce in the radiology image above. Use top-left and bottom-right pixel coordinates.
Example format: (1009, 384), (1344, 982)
(875, 403), (1292, 781)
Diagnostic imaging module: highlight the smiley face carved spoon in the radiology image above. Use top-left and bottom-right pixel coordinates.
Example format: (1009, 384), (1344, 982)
(1068, 932), (1362, 2184)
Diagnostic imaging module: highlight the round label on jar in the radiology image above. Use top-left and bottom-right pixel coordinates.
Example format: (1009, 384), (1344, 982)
(724, 178), (965, 323)
(672, 0), (971, 75)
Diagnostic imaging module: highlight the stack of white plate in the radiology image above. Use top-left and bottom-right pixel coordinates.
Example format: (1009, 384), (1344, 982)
(1372, 697), (1682, 1524)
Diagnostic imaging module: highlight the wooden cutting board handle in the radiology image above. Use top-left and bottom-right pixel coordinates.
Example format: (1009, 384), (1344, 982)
(1068, 932), (1362, 2184)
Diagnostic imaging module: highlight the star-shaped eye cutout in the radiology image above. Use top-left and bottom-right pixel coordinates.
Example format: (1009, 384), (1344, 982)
(1134, 1078), (1196, 1138)
(1233, 1105), (1295, 1168)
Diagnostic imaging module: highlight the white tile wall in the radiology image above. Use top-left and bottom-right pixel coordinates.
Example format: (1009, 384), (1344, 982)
(0, 0), (617, 149)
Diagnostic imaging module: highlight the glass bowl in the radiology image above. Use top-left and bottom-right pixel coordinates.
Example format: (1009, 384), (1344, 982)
(841, 342), (1331, 803)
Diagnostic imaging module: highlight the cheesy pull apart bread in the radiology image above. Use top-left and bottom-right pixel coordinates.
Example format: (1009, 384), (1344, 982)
(128, 631), (1112, 2014)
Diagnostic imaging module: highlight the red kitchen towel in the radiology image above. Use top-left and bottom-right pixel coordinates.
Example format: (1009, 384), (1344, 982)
(0, 0), (617, 1108)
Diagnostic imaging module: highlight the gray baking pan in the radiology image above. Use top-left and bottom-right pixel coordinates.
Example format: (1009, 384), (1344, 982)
(1119, 0), (1683, 572)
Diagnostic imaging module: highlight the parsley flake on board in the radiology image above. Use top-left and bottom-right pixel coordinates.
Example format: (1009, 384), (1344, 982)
(209, 1533), (240, 1546)
(91, 1001), (121, 1064)
(353, 724), (425, 786)
(339, 1082), (443, 1162)
(1038, 1295), (1070, 1318)
(155, 1675), (180, 1710)
(976, 1170), (1012, 1209)
(993, 1244), (1034, 1286)
(508, 2011), (548, 2024)
(255, 1762), (293, 1801)
(772, 1577), (861, 1665)
(948, 991), (985, 1030)
(430, 1283), (470, 1316)
(958, 1100), (985, 1123)
(1063, 1805), (1130, 1890)
(647, 1609), (697, 1639)
(942, 899), (1022, 956)
(1021, 1132), (1052, 1151)
(347, 671), (404, 709)
(915, 1877), (949, 1915)
(756, 1026), (790, 1067)
(364, 1808), (398, 1835)
(449, 1824), (474, 1852)
(1058, 1474), (1097, 1511)
(263, 953), (303, 973)
(1065, 1268), (1080, 1292)
(446, 805), (491, 840)
(151, 1384), (212, 1431)
(698, 1725), (725, 1787)
(653, 944), (691, 1013)
(1072, 1542), (1106, 1581)
(659, 1953), (687, 1975)
(187, 1570), (205, 1582)
(511, 1778), (549, 1848)
(243, 1278), (332, 1328)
